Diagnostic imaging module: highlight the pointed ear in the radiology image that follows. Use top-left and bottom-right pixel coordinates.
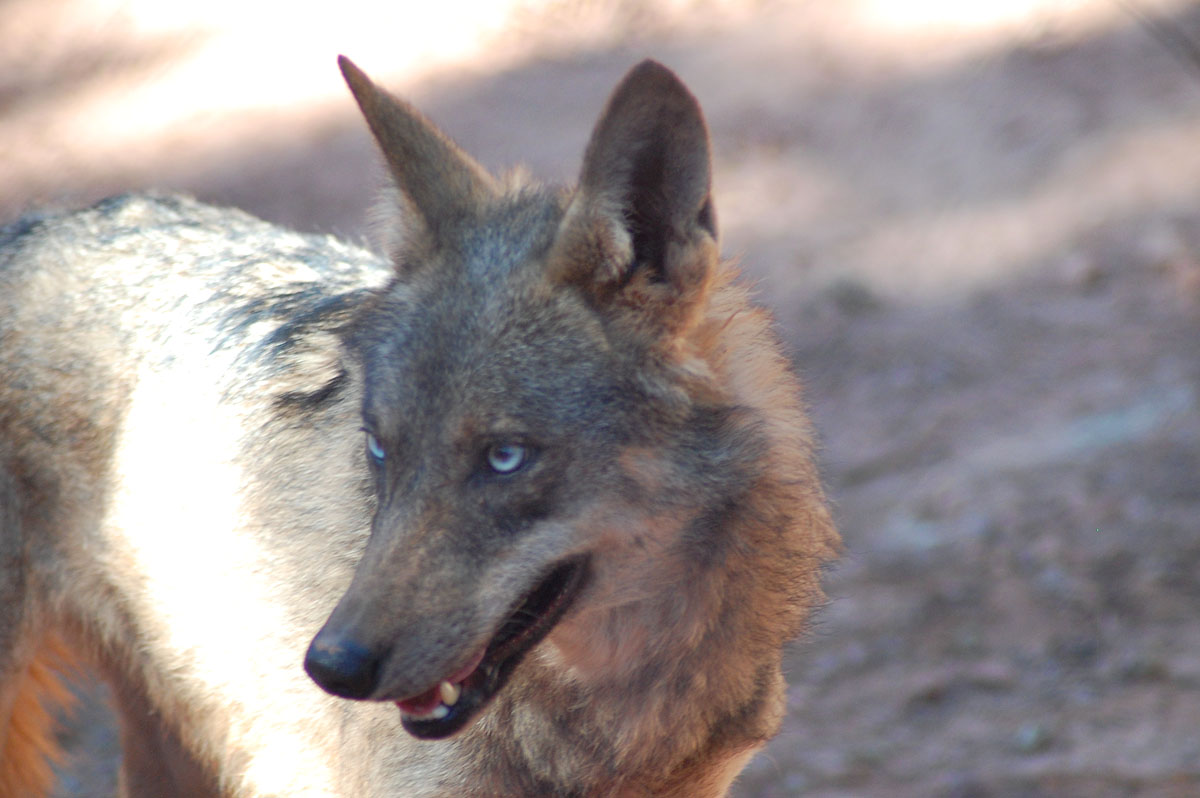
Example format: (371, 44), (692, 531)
(338, 56), (499, 259)
(552, 59), (718, 337)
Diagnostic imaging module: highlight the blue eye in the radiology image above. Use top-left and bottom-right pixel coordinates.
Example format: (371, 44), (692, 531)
(486, 443), (527, 474)
(365, 432), (386, 464)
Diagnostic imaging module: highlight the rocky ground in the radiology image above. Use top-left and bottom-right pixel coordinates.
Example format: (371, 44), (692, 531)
(2, 1), (1198, 795)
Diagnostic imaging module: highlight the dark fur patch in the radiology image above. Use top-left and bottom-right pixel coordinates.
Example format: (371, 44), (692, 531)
(274, 368), (349, 413)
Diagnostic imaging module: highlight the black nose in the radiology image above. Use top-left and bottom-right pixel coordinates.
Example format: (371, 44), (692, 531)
(304, 633), (380, 699)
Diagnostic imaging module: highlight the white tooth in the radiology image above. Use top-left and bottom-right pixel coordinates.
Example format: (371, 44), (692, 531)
(439, 680), (461, 706)
(406, 703), (450, 722)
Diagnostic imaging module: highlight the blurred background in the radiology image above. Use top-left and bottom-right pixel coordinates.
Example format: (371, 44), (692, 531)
(3, 0), (1199, 795)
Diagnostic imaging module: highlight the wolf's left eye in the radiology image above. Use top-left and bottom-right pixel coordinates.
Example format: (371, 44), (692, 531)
(485, 443), (527, 474)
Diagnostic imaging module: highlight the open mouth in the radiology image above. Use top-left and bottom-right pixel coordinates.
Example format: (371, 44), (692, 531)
(396, 554), (590, 739)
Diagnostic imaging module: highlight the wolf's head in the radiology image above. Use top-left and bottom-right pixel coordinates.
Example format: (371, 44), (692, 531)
(304, 57), (805, 745)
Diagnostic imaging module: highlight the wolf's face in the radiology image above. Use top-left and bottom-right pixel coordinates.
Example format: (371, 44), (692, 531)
(305, 57), (741, 739)
(334, 202), (633, 738)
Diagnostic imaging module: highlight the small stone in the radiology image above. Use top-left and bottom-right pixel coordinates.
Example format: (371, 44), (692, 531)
(1013, 722), (1052, 753)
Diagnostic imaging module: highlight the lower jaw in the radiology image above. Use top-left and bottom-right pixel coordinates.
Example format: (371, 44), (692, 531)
(399, 669), (492, 739)
(395, 555), (591, 740)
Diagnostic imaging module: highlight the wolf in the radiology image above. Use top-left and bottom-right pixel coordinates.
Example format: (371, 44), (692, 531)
(0, 57), (839, 797)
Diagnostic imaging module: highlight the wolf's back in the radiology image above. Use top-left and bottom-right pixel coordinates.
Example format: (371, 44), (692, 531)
(0, 193), (388, 368)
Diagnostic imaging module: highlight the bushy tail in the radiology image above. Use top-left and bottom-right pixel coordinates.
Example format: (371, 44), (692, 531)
(0, 635), (78, 798)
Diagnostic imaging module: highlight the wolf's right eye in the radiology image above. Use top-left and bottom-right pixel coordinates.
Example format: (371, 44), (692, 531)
(485, 442), (527, 474)
(365, 432), (386, 464)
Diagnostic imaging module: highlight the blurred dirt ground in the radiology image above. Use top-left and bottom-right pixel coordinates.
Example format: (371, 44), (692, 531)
(3, 1), (1199, 796)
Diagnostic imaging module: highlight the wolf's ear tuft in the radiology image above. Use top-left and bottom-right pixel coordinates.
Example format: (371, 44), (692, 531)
(338, 56), (499, 266)
(551, 60), (718, 337)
